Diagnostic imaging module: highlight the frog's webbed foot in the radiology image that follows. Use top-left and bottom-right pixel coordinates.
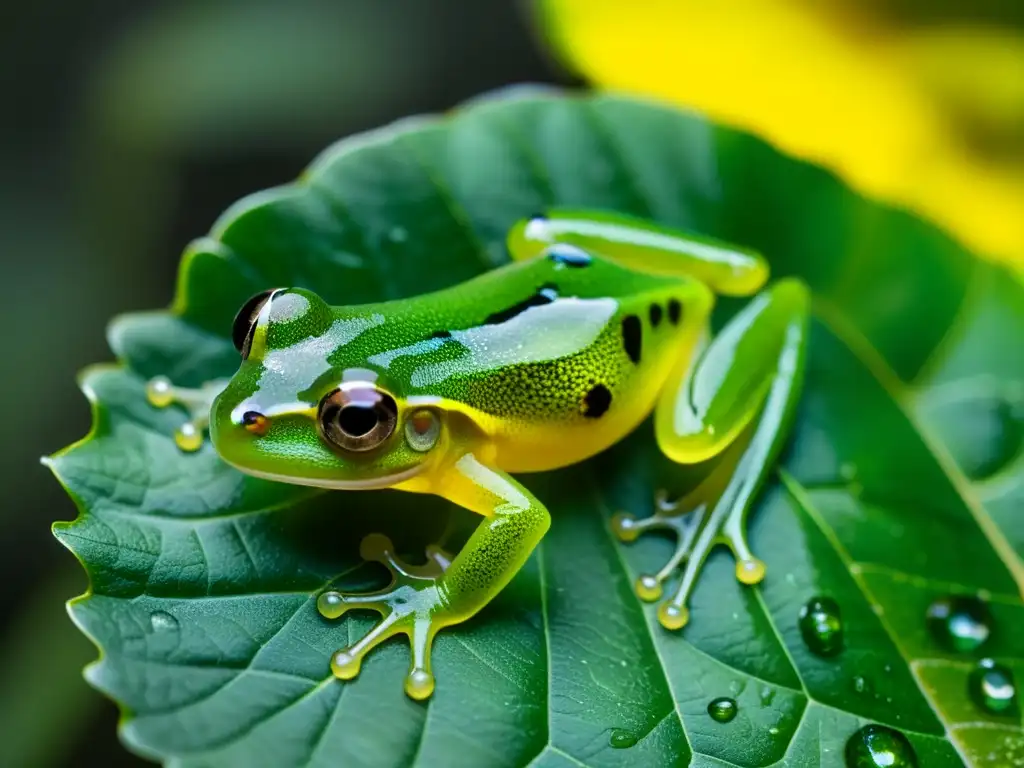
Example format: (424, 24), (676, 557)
(612, 488), (764, 630)
(616, 279), (808, 630)
(317, 534), (453, 701)
(145, 376), (228, 452)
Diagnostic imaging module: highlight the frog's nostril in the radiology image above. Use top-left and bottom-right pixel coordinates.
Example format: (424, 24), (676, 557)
(242, 411), (269, 436)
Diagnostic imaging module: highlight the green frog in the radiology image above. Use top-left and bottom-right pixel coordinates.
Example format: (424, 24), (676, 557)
(146, 209), (808, 700)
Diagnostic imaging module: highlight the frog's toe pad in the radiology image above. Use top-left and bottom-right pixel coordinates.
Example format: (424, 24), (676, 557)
(174, 422), (204, 452)
(404, 668), (435, 701)
(736, 557), (766, 585)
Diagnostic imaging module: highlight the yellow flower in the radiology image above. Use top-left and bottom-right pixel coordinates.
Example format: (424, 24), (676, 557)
(539, 0), (1024, 268)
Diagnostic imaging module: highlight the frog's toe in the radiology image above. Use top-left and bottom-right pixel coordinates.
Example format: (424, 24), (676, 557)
(611, 511), (666, 542)
(145, 376), (228, 452)
(615, 488), (767, 631)
(328, 608), (440, 701)
(320, 588), (441, 700)
(174, 421), (204, 452)
(424, 543), (453, 573)
(357, 533), (449, 580)
(319, 533), (448, 700)
(613, 494), (704, 601)
(146, 376), (176, 408)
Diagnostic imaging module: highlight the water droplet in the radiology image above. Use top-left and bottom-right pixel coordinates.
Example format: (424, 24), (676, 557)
(768, 726), (780, 736)
(798, 596), (844, 657)
(969, 659), (1017, 714)
(609, 728), (639, 749)
(852, 676), (873, 696)
(759, 686), (776, 706)
(844, 724), (917, 767)
(388, 226), (408, 243)
(926, 595), (991, 653)
(927, 388), (1024, 480)
(149, 611), (178, 632)
(707, 697), (738, 723)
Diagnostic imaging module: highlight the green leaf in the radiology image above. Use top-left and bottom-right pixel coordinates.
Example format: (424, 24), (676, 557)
(49, 88), (1024, 767)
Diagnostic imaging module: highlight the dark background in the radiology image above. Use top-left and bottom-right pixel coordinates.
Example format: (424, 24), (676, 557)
(0, 2), (571, 764)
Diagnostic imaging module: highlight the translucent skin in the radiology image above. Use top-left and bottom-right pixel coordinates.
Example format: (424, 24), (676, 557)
(152, 209), (810, 700)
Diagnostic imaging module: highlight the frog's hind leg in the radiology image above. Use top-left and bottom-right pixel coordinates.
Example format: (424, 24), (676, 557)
(145, 376), (229, 452)
(506, 209), (767, 295)
(612, 278), (809, 629)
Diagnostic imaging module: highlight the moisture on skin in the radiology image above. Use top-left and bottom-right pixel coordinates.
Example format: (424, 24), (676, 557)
(146, 208), (810, 700)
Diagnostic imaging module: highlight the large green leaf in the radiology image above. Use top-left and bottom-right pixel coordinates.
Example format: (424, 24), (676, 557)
(49, 88), (1024, 767)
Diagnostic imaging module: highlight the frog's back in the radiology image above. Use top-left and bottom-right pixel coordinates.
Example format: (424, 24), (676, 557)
(332, 251), (713, 472)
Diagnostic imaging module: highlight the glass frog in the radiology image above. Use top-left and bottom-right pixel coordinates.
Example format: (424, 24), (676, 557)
(147, 210), (809, 700)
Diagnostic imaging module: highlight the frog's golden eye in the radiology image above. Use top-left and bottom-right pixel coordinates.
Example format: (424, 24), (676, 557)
(318, 385), (398, 452)
(232, 289), (277, 359)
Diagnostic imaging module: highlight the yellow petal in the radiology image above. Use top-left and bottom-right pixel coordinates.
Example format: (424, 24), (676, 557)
(539, 0), (1024, 268)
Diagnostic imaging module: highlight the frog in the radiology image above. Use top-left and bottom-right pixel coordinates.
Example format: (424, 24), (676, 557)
(146, 209), (809, 701)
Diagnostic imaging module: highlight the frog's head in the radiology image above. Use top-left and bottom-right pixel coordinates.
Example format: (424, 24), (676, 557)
(210, 288), (448, 490)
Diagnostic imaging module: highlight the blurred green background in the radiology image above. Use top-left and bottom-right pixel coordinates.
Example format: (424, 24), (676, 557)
(0, 2), (570, 765)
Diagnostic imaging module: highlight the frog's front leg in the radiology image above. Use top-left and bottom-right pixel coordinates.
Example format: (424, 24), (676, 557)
(613, 278), (809, 629)
(145, 376), (230, 451)
(317, 453), (550, 700)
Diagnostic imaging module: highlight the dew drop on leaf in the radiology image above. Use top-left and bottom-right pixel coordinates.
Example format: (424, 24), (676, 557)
(851, 676), (873, 696)
(759, 686), (776, 706)
(707, 697), (738, 723)
(609, 728), (639, 749)
(149, 611), (179, 632)
(798, 596), (843, 656)
(925, 595), (991, 652)
(925, 387), (1024, 481)
(844, 724), (917, 767)
(968, 658), (1017, 714)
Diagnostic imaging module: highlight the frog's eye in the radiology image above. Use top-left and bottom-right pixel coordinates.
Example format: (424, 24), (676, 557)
(318, 385), (398, 453)
(404, 410), (440, 452)
(232, 289), (277, 359)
